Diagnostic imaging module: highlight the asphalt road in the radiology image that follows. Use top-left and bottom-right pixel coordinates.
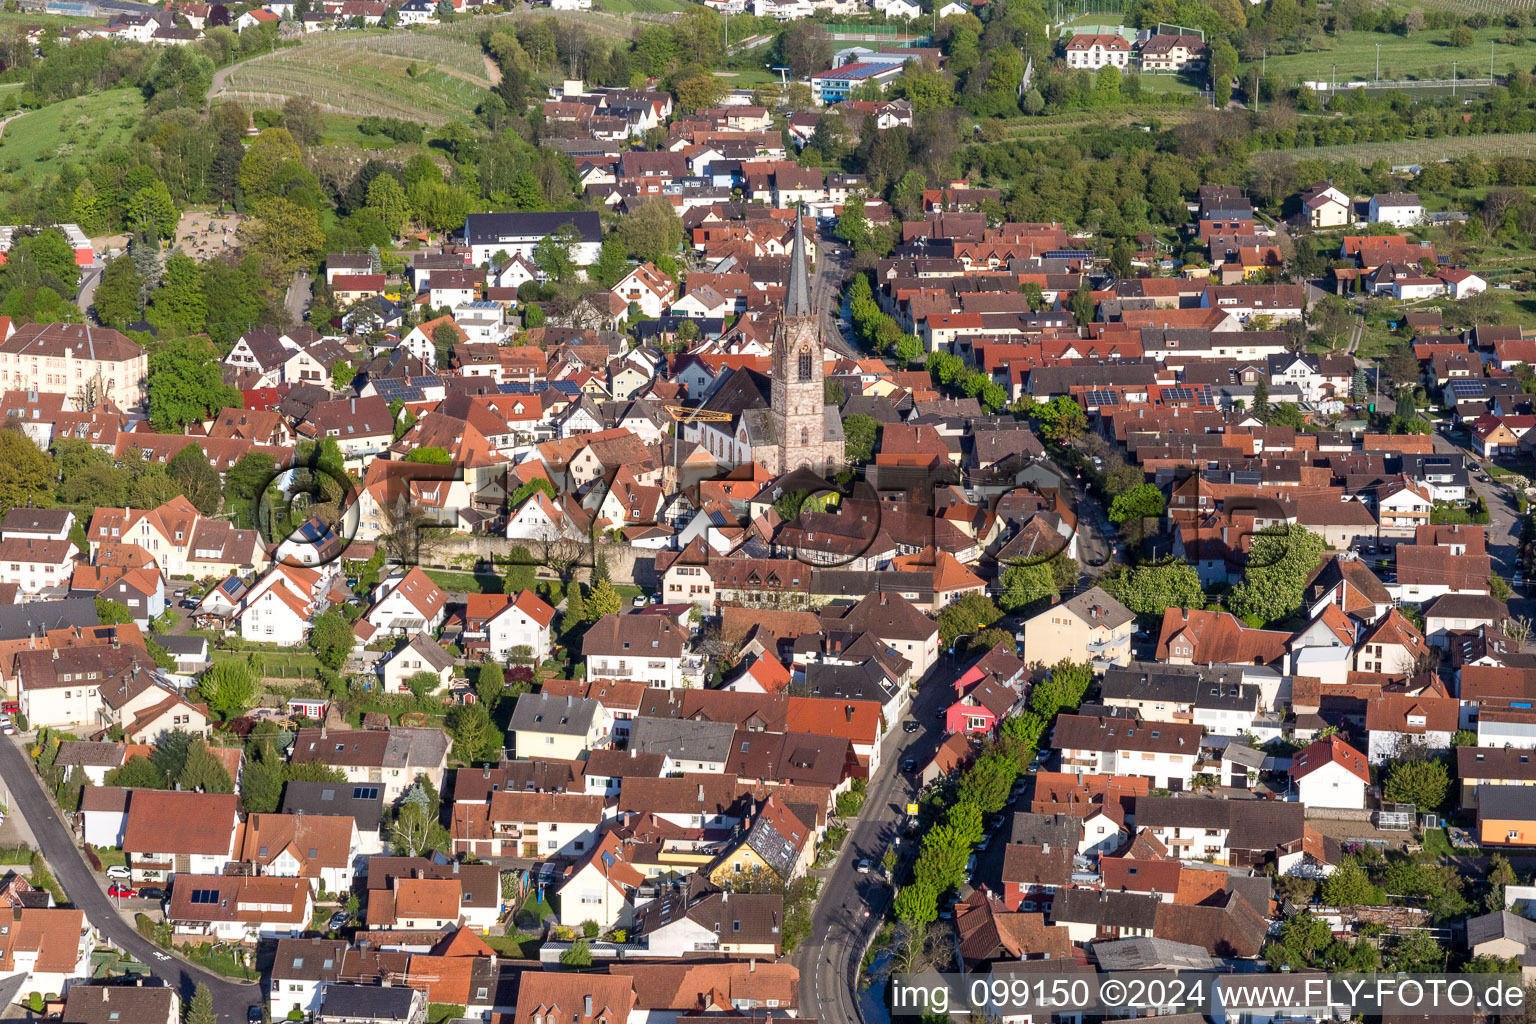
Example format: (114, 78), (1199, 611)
(1431, 429), (1536, 623)
(285, 270), (313, 328)
(791, 658), (951, 1024)
(814, 227), (859, 360)
(0, 736), (261, 1024)
(77, 264), (103, 322)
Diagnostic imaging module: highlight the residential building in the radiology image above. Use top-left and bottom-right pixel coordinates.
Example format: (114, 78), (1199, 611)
(1020, 587), (1134, 667)
(287, 727), (451, 804)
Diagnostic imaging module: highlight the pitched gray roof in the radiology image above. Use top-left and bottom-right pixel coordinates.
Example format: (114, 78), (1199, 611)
(628, 716), (736, 764)
(1466, 910), (1536, 950)
(1058, 586), (1134, 630)
(509, 691), (601, 737)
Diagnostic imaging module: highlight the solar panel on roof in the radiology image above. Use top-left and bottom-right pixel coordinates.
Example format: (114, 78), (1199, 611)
(1451, 381), (1487, 398)
(1084, 390), (1120, 406)
(1164, 387), (1194, 401)
(1046, 250), (1095, 259)
(408, 376), (442, 388)
(189, 889), (220, 904)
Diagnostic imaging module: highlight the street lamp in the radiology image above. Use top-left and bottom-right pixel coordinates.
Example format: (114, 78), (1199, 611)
(1376, 43), (1380, 82)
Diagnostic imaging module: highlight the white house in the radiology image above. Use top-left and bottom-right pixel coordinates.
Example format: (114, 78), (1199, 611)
(1301, 182), (1352, 229)
(484, 589), (557, 663)
(378, 634), (455, 696)
(269, 938), (347, 1022)
(362, 568), (448, 638)
(0, 537), (78, 597)
(121, 791), (241, 884)
(1064, 33), (1132, 69)
(1051, 714), (1200, 792)
(1368, 192), (1423, 228)
(611, 263), (677, 320)
(167, 875), (312, 944)
(80, 786), (130, 849)
(238, 812), (360, 896)
(553, 832), (643, 930)
(464, 211), (603, 268)
(0, 908), (94, 1000)
(453, 790), (609, 860)
(582, 613), (692, 689)
(1288, 735), (1368, 810)
(1439, 267), (1488, 299)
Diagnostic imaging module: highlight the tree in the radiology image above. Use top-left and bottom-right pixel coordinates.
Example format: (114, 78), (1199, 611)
(145, 251), (207, 334)
(894, 881), (937, 925)
(1319, 858), (1387, 907)
(1033, 395), (1086, 443)
(92, 256), (143, 329)
(533, 225), (580, 284)
(998, 559), (1057, 613)
(0, 428), (55, 519)
(147, 338), (241, 432)
(1227, 524), (1326, 625)
(616, 200), (683, 269)
(366, 173), (410, 237)
(1252, 378), (1270, 420)
(127, 182), (177, 241)
(178, 740), (234, 794)
(186, 983), (216, 1024)
(167, 444), (221, 516)
(150, 730), (195, 783)
(447, 702), (497, 763)
(1100, 560), (1204, 615)
(843, 414), (879, 464)
(239, 127), (303, 202)
(1449, 24), (1474, 47)
(404, 671), (442, 701)
(95, 597), (136, 625)
(476, 661), (505, 711)
(103, 755), (169, 789)
(560, 939), (593, 967)
(594, 235), (628, 289)
(937, 591), (1002, 648)
(1384, 757), (1450, 813)
(391, 786), (449, 856)
(564, 582), (586, 630)
(1108, 483), (1166, 526)
(199, 660), (258, 720)
(309, 612), (354, 671)
(587, 577), (621, 622)
(332, 361), (355, 391)
(1070, 282), (1094, 326)
(503, 544), (538, 595)
(283, 95), (325, 147)
(241, 197), (325, 276)
(143, 45), (214, 109)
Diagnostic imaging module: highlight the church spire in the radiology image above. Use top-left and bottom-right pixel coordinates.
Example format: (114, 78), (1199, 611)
(785, 205), (813, 318)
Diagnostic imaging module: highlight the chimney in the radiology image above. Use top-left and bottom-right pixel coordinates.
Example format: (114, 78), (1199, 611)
(749, 958), (755, 973)
(722, 889), (729, 903)
(697, 783), (704, 801)
(630, 747), (637, 758)
(483, 767), (490, 779)
(844, 705), (854, 723)
(453, 861), (460, 874)
(584, 995), (593, 1017)
(349, 398), (355, 414)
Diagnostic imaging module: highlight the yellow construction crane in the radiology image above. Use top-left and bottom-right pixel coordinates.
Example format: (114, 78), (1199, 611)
(662, 404), (734, 424)
(662, 405), (735, 494)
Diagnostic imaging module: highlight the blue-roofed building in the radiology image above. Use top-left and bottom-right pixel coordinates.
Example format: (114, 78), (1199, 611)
(809, 60), (908, 105)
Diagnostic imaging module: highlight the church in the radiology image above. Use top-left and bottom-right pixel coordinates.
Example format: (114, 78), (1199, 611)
(693, 213), (845, 476)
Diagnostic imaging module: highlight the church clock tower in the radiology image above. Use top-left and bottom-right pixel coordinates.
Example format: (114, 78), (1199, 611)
(770, 209), (840, 475)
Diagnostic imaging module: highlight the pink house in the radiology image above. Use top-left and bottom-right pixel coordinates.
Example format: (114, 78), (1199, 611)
(944, 643), (1030, 736)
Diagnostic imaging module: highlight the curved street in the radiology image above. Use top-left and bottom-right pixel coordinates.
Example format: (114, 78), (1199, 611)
(791, 659), (950, 1024)
(0, 736), (261, 1024)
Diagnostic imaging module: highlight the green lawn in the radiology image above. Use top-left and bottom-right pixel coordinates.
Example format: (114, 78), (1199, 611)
(211, 648), (322, 679)
(483, 934), (544, 958)
(423, 569), (505, 594)
(591, 0), (690, 12)
(93, 847), (127, 871)
(321, 114), (417, 150)
(1256, 27), (1531, 85)
(0, 89), (145, 181)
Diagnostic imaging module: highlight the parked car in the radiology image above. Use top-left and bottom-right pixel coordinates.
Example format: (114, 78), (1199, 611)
(903, 721), (919, 733)
(248, 1005), (264, 1023)
(1087, 557), (1107, 567)
(631, 595), (647, 608)
(855, 859), (871, 874)
(327, 911), (352, 930)
(137, 886), (167, 902)
(108, 884), (137, 899)
(105, 865), (130, 881)
(901, 758), (917, 773)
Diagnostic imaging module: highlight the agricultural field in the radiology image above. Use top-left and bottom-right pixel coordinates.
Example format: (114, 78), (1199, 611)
(1260, 130), (1536, 165)
(210, 29), (493, 124)
(0, 88), (144, 180)
(590, 0), (691, 14)
(1256, 26), (1531, 84)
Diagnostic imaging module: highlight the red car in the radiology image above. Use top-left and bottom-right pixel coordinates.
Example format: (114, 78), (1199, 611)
(107, 884), (137, 899)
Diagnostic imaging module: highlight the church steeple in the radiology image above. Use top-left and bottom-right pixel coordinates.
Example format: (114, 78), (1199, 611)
(784, 206), (813, 319)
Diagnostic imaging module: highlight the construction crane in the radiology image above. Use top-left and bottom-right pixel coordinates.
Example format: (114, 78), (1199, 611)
(662, 404), (734, 494)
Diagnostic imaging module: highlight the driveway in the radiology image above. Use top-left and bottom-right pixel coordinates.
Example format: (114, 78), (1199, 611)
(791, 659), (951, 1023)
(77, 264), (103, 322)
(0, 736), (260, 1024)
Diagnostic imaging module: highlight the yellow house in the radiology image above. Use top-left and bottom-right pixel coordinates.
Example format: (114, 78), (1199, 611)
(709, 796), (813, 888)
(1021, 586), (1135, 668)
(1478, 786), (1536, 848)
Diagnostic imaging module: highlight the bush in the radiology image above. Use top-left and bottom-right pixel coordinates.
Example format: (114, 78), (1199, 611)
(582, 919), (598, 938)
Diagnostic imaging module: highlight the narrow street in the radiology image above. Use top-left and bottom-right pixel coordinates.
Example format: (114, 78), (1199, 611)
(791, 659), (951, 1024)
(0, 736), (261, 1024)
